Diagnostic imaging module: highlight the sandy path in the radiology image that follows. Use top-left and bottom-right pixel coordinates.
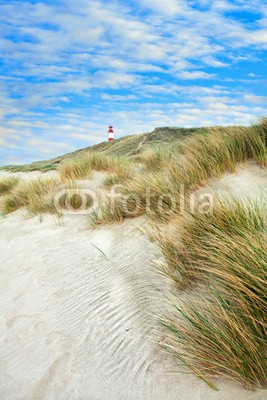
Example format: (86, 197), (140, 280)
(0, 166), (266, 399)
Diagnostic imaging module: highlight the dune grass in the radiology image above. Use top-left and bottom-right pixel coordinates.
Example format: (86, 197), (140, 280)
(59, 151), (133, 183)
(0, 154), (134, 217)
(102, 157), (133, 187)
(156, 198), (266, 287)
(0, 177), (92, 216)
(0, 176), (20, 195)
(90, 170), (175, 226)
(91, 122), (267, 225)
(89, 196), (125, 226)
(166, 124), (267, 190)
(0, 177), (61, 215)
(59, 155), (93, 181)
(161, 293), (266, 390)
(1, 120), (267, 390)
(134, 146), (177, 172)
(156, 198), (267, 389)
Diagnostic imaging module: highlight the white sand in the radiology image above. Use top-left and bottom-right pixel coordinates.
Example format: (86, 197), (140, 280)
(0, 165), (266, 400)
(199, 161), (267, 200)
(0, 170), (59, 181)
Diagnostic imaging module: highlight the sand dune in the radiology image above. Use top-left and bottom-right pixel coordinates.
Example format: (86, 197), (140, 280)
(0, 167), (266, 399)
(0, 170), (59, 181)
(198, 161), (267, 200)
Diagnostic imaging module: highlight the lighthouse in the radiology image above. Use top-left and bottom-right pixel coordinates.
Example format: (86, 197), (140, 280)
(108, 125), (114, 142)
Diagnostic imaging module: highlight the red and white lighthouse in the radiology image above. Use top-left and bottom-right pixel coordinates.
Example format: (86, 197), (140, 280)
(108, 125), (114, 142)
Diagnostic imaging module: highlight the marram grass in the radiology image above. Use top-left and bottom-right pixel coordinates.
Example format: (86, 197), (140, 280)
(161, 293), (267, 390)
(0, 177), (61, 215)
(0, 176), (20, 195)
(156, 198), (267, 390)
(1, 120), (267, 390)
(59, 152), (133, 182)
(59, 155), (93, 181)
(92, 122), (267, 225)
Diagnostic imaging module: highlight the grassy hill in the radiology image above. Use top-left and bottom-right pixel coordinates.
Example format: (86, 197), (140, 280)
(0, 126), (200, 172)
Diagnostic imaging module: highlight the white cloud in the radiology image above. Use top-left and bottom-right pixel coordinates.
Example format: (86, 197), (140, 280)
(244, 94), (267, 104)
(101, 94), (137, 101)
(203, 57), (229, 67)
(177, 71), (216, 80)
(136, 0), (188, 15)
(0, 0), (266, 165)
(0, 126), (20, 147)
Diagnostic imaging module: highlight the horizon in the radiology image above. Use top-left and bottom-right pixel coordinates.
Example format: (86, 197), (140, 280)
(0, 0), (267, 166)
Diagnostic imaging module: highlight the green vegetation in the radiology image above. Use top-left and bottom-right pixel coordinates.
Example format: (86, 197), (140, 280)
(89, 197), (125, 226)
(0, 178), (61, 215)
(1, 119), (267, 390)
(0, 176), (20, 195)
(0, 176), (91, 217)
(59, 152), (132, 182)
(91, 122), (267, 225)
(158, 198), (267, 390)
(59, 156), (93, 181)
(0, 126), (198, 173)
(171, 124), (267, 189)
(0, 162), (58, 173)
(87, 119), (267, 390)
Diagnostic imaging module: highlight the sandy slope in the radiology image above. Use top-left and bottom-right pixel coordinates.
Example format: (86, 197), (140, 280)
(200, 161), (267, 200)
(0, 170), (59, 181)
(0, 166), (266, 400)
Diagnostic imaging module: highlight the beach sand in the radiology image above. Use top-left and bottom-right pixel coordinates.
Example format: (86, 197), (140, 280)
(0, 166), (266, 400)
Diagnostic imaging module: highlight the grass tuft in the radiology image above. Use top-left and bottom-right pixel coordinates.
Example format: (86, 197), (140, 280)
(1, 120), (267, 390)
(59, 155), (93, 181)
(0, 178), (61, 215)
(94, 123), (267, 224)
(156, 198), (267, 389)
(0, 176), (20, 195)
(135, 146), (176, 171)
(59, 152), (133, 183)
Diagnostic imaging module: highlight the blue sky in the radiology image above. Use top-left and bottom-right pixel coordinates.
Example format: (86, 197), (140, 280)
(0, 0), (267, 165)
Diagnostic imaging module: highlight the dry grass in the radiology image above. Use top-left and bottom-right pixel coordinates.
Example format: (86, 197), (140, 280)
(0, 177), (61, 215)
(161, 293), (266, 390)
(59, 155), (93, 181)
(59, 152), (133, 183)
(89, 196), (125, 226)
(90, 170), (176, 226)
(92, 122), (267, 225)
(166, 124), (267, 190)
(135, 146), (176, 172)
(0, 177), (92, 216)
(102, 157), (133, 187)
(1, 121), (267, 389)
(0, 176), (20, 195)
(0, 154), (133, 217)
(157, 198), (266, 287)
(156, 198), (267, 389)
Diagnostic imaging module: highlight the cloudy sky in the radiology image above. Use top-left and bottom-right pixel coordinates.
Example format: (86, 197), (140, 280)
(0, 0), (267, 165)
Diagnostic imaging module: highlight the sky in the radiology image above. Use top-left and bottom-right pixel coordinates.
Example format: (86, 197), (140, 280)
(0, 0), (267, 165)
